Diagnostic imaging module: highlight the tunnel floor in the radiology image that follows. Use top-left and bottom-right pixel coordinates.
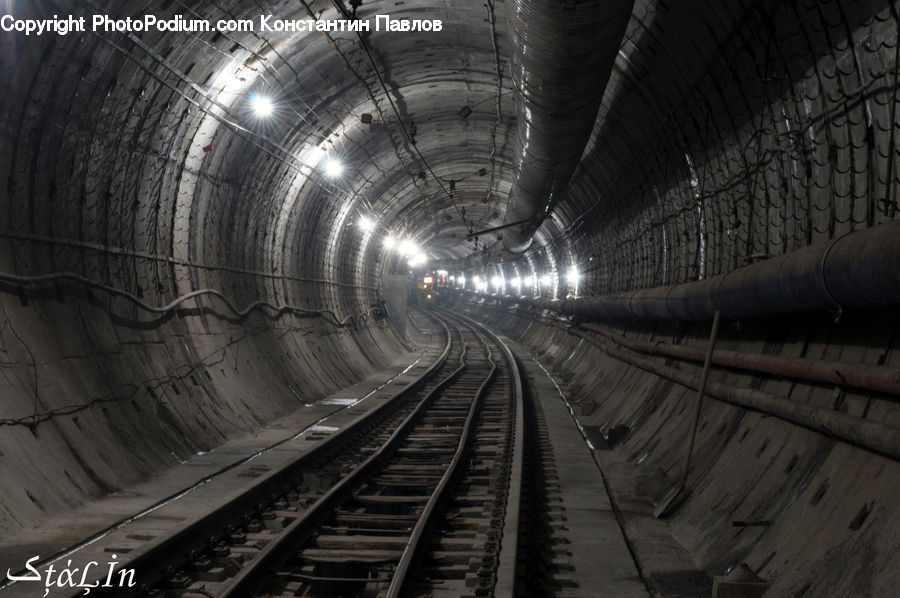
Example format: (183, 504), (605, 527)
(0, 311), (722, 598)
(0, 326), (442, 598)
(509, 337), (714, 597)
(2, 1), (899, 595)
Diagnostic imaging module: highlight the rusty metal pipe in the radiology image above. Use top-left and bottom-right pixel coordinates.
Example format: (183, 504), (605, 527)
(568, 330), (900, 461)
(466, 299), (900, 460)
(579, 323), (900, 397)
(528, 220), (900, 319)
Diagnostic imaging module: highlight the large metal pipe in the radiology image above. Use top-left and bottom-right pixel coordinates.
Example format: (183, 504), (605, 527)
(603, 342), (900, 462)
(527, 220), (900, 320)
(580, 322), (900, 397)
(466, 298), (900, 462)
(560, 327), (900, 461)
(502, 0), (634, 253)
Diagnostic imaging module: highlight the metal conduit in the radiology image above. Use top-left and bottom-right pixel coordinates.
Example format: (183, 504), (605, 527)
(525, 220), (900, 320)
(580, 323), (900, 397)
(559, 327), (900, 461)
(467, 298), (900, 464)
(502, 0), (634, 253)
(601, 342), (900, 462)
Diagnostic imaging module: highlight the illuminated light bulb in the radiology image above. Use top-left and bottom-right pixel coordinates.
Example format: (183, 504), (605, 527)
(250, 94), (274, 117)
(540, 275), (553, 286)
(566, 268), (580, 285)
(358, 216), (374, 232)
(323, 158), (344, 177)
(492, 276), (503, 289)
(384, 236), (396, 249)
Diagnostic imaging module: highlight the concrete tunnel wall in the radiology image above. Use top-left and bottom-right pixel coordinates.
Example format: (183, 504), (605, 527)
(0, 0), (428, 536)
(450, 295), (900, 597)
(0, 0), (898, 594)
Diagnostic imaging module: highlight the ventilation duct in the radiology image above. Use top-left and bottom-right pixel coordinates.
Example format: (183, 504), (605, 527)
(502, 0), (634, 253)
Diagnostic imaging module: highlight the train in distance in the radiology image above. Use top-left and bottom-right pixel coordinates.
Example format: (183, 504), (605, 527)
(414, 270), (452, 306)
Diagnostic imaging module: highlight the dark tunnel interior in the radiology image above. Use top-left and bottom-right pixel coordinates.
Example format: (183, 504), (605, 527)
(0, 0), (899, 596)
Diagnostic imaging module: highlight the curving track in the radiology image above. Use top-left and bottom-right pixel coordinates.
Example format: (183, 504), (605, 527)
(83, 308), (523, 598)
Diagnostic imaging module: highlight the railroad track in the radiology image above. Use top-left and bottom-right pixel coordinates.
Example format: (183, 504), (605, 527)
(85, 308), (523, 598)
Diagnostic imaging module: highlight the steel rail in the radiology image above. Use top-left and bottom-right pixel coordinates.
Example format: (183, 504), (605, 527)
(385, 314), (499, 597)
(84, 312), (454, 598)
(216, 318), (483, 596)
(436, 307), (525, 597)
(481, 320), (526, 597)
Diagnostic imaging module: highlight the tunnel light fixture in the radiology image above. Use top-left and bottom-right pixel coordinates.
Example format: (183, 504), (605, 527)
(323, 158), (344, 177)
(458, 275), (466, 287)
(358, 216), (374, 232)
(511, 277), (521, 289)
(383, 236), (396, 249)
(491, 276), (503, 290)
(566, 268), (580, 285)
(398, 239), (417, 256)
(523, 275), (533, 287)
(540, 274), (554, 287)
(249, 93), (274, 117)
(409, 254), (427, 267)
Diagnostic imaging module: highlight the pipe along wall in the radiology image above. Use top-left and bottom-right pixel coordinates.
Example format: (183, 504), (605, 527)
(522, 220), (900, 321)
(449, 220), (900, 595)
(450, 292), (900, 597)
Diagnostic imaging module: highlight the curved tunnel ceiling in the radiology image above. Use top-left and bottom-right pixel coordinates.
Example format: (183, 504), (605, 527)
(2, 0), (522, 298)
(0, 0), (896, 342)
(5, 0), (893, 305)
(1, 0), (899, 540)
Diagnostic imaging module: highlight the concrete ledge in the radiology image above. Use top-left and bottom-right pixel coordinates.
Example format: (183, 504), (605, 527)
(0, 335), (444, 598)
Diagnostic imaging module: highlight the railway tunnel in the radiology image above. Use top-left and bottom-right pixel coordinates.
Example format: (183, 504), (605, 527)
(1, 0), (899, 596)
